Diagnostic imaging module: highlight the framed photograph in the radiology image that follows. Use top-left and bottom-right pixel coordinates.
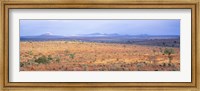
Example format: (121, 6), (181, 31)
(1, 0), (199, 91)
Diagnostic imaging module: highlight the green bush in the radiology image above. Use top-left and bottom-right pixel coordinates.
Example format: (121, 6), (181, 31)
(69, 53), (75, 59)
(20, 62), (27, 67)
(163, 48), (175, 64)
(164, 48), (175, 55)
(47, 55), (53, 60)
(35, 55), (50, 64)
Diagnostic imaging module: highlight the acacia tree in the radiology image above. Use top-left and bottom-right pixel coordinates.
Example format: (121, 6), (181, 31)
(163, 48), (175, 64)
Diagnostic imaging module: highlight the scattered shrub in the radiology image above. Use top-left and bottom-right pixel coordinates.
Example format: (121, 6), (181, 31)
(64, 50), (69, 54)
(27, 51), (33, 55)
(55, 56), (60, 63)
(69, 53), (75, 59)
(48, 55), (53, 60)
(35, 55), (50, 64)
(163, 48), (175, 64)
(20, 62), (27, 67)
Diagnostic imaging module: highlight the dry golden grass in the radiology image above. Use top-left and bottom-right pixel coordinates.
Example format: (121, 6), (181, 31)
(20, 41), (180, 71)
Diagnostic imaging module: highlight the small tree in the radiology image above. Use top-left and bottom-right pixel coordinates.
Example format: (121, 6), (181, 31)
(163, 48), (175, 64)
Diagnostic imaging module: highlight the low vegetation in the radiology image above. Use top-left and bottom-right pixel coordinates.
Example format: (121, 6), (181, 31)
(20, 41), (180, 71)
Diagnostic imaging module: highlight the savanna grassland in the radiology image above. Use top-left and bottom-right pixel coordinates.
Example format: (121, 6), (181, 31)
(20, 41), (180, 71)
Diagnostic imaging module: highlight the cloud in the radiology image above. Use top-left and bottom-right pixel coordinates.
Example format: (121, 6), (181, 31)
(42, 32), (53, 35)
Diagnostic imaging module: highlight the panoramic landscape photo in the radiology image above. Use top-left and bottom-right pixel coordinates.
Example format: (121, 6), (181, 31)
(20, 19), (180, 71)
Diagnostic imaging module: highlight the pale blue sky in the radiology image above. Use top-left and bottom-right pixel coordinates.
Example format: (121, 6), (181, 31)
(20, 19), (180, 36)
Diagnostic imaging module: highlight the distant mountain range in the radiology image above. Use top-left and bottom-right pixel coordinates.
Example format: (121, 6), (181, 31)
(20, 32), (180, 41)
(20, 33), (126, 38)
(21, 33), (65, 39)
(21, 33), (172, 37)
(20, 33), (180, 47)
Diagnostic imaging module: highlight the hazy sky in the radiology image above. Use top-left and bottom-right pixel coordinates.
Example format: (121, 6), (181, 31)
(20, 19), (180, 36)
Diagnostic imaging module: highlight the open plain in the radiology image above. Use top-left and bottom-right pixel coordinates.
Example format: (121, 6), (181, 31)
(20, 41), (180, 71)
